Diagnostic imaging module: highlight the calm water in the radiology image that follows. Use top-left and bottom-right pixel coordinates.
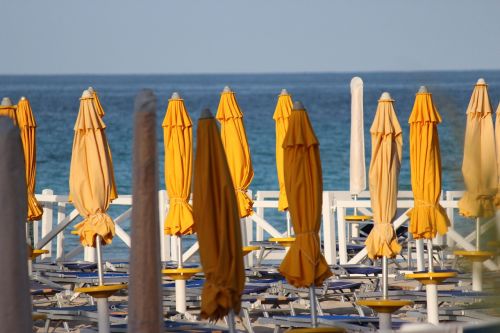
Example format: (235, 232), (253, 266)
(1, 72), (499, 259)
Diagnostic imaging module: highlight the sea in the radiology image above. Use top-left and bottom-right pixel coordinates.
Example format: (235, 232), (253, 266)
(1, 71), (499, 259)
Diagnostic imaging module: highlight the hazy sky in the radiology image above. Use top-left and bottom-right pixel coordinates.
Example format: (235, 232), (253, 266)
(3, 0), (500, 74)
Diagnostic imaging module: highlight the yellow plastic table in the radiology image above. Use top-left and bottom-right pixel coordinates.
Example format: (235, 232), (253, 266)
(356, 299), (413, 314)
(75, 284), (127, 299)
(454, 250), (494, 262)
(269, 237), (296, 247)
(289, 328), (346, 333)
(32, 312), (47, 321)
(344, 215), (372, 222)
(30, 249), (49, 260)
(162, 267), (202, 280)
(242, 246), (260, 256)
(405, 271), (457, 285)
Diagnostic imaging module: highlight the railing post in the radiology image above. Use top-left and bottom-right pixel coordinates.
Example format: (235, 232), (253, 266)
(322, 191), (336, 265)
(243, 190), (254, 267)
(445, 191), (455, 249)
(158, 190), (170, 262)
(41, 189), (53, 260)
(337, 203), (348, 264)
(56, 202), (66, 261)
(256, 192), (265, 241)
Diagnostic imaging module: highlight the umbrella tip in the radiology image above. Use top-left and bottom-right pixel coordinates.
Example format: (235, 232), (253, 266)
(222, 86), (232, 93)
(81, 90), (92, 98)
(1, 97), (13, 107)
(199, 108), (213, 119)
(292, 101), (305, 111)
(170, 92), (181, 100)
(350, 76), (363, 86)
(88, 86), (95, 93)
(418, 86), (428, 93)
(380, 92), (392, 101)
(134, 89), (157, 114)
(477, 78), (486, 85)
(19, 96), (27, 101)
(280, 89), (289, 96)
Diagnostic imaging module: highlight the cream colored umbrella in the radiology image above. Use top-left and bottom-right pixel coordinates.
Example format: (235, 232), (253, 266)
(350, 77), (366, 197)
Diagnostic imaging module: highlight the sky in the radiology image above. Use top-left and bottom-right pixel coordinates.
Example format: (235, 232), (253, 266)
(2, 0), (500, 75)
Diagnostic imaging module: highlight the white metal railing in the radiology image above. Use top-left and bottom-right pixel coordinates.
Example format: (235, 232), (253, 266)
(31, 189), (499, 271)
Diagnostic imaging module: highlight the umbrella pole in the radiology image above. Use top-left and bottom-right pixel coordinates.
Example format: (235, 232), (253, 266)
(426, 239), (439, 324)
(227, 309), (236, 333)
(382, 256), (388, 299)
(475, 217), (481, 251)
(309, 286), (318, 328)
(95, 235), (110, 333)
(352, 195), (359, 239)
(472, 218), (483, 291)
(176, 236), (187, 313)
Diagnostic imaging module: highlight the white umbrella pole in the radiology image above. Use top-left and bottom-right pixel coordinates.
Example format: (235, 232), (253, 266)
(426, 239), (439, 324)
(95, 235), (110, 333)
(309, 286), (318, 328)
(227, 309), (236, 333)
(175, 236), (187, 313)
(472, 218), (483, 291)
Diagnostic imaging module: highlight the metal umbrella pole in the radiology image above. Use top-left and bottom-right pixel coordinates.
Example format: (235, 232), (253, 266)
(95, 235), (110, 333)
(227, 309), (236, 333)
(286, 211), (292, 236)
(378, 256), (391, 331)
(472, 218), (483, 291)
(309, 285), (318, 328)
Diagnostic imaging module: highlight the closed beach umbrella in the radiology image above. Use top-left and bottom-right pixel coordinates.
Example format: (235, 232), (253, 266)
(350, 77), (366, 196)
(88, 86), (118, 201)
(193, 108), (245, 321)
(0, 97), (17, 125)
(496, 102), (500, 206)
(70, 90), (115, 247)
(273, 89), (293, 211)
(17, 97), (43, 221)
(408, 87), (450, 239)
(458, 79), (497, 218)
(279, 101), (332, 287)
(162, 92), (194, 235)
(365, 92), (402, 259)
(216, 86), (254, 218)
(0, 118), (32, 333)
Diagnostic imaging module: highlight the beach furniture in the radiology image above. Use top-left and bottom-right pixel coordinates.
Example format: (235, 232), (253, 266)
(68, 89), (126, 333)
(273, 89), (293, 236)
(348, 77), (367, 240)
(356, 92), (413, 330)
(278, 101), (333, 328)
(456, 79), (497, 292)
(193, 108), (246, 332)
(127, 89), (163, 332)
(405, 86), (457, 324)
(0, 117), (33, 332)
(162, 91), (200, 314)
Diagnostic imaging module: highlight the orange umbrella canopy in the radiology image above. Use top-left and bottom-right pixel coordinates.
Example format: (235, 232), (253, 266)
(279, 102), (332, 287)
(70, 90), (116, 247)
(193, 109), (245, 320)
(365, 92), (402, 259)
(162, 93), (194, 236)
(0, 97), (17, 125)
(88, 87), (105, 117)
(273, 89), (293, 211)
(458, 79), (497, 218)
(216, 86), (254, 218)
(17, 97), (43, 221)
(496, 102), (500, 207)
(407, 87), (450, 239)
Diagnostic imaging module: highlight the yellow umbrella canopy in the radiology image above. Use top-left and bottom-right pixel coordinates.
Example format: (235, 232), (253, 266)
(407, 87), (450, 239)
(458, 79), (497, 218)
(193, 108), (245, 320)
(162, 92), (194, 236)
(273, 89), (293, 212)
(88, 87), (118, 201)
(70, 90), (116, 247)
(496, 102), (500, 207)
(365, 92), (402, 259)
(17, 97), (43, 221)
(279, 102), (332, 287)
(0, 97), (17, 125)
(216, 86), (254, 218)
